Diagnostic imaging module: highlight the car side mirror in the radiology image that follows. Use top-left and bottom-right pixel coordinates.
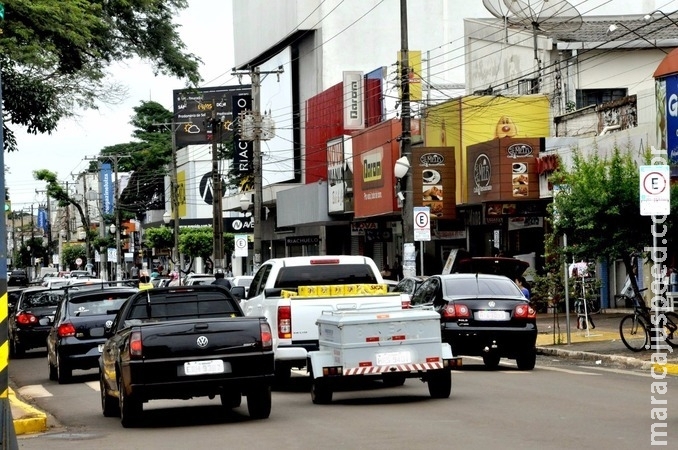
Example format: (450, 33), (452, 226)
(230, 286), (246, 300)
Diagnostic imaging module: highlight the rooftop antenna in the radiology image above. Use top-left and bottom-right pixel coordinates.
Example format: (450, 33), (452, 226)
(486, 0), (583, 93)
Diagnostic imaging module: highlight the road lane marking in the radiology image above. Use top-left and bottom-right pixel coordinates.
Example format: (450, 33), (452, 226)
(537, 366), (601, 376)
(580, 366), (650, 377)
(86, 381), (100, 391)
(18, 384), (52, 398)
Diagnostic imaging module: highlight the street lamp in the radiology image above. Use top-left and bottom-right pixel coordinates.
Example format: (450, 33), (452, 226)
(240, 194), (252, 212)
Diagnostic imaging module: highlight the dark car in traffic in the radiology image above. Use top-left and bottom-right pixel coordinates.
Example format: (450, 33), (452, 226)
(9, 269), (29, 287)
(410, 273), (537, 370)
(47, 286), (137, 383)
(8, 287), (67, 357)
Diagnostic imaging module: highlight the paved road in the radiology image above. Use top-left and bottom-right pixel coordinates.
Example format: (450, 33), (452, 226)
(10, 348), (678, 449)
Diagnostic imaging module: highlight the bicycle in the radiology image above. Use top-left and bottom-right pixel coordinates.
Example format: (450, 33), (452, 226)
(619, 288), (678, 352)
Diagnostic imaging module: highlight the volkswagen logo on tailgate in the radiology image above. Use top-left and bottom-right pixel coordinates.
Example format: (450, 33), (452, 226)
(196, 336), (209, 348)
(488, 301), (496, 308)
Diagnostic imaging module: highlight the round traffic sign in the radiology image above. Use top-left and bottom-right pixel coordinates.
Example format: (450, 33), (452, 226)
(75, 258), (83, 266)
(415, 211), (429, 228)
(642, 171), (668, 195)
(235, 237), (247, 249)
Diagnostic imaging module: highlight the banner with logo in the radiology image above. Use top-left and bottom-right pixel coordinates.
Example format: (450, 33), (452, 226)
(343, 71), (365, 129)
(232, 94), (253, 174)
(100, 163), (114, 214)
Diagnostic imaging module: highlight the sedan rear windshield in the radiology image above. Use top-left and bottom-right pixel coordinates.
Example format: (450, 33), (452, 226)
(443, 278), (523, 297)
(68, 292), (133, 316)
(22, 291), (65, 308)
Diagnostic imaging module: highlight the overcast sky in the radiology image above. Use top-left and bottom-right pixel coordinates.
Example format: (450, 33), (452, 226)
(4, 0), (674, 210)
(4, 0), (237, 210)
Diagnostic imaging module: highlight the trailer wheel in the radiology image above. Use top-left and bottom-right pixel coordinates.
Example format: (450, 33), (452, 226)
(427, 370), (451, 399)
(311, 377), (333, 404)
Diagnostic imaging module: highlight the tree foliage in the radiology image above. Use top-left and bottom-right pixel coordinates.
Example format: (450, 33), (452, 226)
(0, 0), (201, 153)
(144, 226), (174, 251)
(62, 244), (86, 270)
(549, 146), (668, 297)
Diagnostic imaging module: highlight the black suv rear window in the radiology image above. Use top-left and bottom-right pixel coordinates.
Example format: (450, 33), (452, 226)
(22, 291), (65, 308)
(68, 292), (134, 316)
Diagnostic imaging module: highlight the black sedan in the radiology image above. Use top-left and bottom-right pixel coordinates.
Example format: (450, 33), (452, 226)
(47, 286), (137, 383)
(9, 269), (29, 287)
(8, 287), (66, 357)
(410, 274), (537, 370)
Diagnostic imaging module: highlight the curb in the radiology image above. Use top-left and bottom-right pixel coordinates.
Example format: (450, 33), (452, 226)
(8, 388), (48, 435)
(536, 346), (678, 375)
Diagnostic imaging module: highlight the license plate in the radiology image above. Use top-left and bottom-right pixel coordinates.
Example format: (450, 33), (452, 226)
(183, 360), (226, 376)
(97, 344), (104, 353)
(476, 310), (510, 321)
(376, 351), (412, 366)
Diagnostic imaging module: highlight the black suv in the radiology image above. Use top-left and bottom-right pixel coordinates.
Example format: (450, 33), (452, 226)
(9, 269), (29, 287)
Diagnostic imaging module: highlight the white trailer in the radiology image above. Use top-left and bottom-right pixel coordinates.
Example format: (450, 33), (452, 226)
(307, 307), (461, 404)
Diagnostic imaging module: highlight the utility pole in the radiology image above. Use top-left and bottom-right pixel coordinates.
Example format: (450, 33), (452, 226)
(208, 99), (224, 271)
(400, 0), (415, 278)
(233, 66), (282, 273)
(154, 121), (192, 280)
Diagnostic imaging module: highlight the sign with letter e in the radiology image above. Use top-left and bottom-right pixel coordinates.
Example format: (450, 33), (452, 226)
(639, 165), (670, 216)
(414, 206), (431, 241)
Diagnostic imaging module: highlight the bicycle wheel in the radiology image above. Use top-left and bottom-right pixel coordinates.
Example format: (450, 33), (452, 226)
(661, 312), (678, 349)
(619, 314), (649, 352)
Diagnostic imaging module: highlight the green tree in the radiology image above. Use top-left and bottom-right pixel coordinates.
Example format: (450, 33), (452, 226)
(550, 146), (653, 298)
(180, 227), (214, 273)
(62, 244), (86, 270)
(144, 226), (174, 253)
(0, 0), (201, 153)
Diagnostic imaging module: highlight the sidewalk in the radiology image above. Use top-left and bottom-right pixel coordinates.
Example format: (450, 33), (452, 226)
(8, 311), (678, 436)
(536, 311), (678, 375)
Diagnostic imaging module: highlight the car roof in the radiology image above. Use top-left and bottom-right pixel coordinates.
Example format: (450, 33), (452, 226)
(68, 287), (137, 299)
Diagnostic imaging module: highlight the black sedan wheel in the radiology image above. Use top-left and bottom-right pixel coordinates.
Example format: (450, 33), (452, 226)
(516, 349), (537, 370)
(100, 372), (120, 417)
(119, 375), (142, 428)
(56, 353), (72, 384)
(10, 336), (25, 358)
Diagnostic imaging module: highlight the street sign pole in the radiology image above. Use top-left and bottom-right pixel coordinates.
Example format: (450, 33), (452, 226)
(413, 207), (431, 276)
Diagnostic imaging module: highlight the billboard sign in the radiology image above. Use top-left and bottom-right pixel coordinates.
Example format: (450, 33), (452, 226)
(232, 94), (253, 174)
(343, 71), (365, 129)
(173, 85), (251, 148)
(100, 163), (114, 214)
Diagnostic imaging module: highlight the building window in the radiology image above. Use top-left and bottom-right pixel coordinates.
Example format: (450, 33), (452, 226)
(576, 88), (627, 109)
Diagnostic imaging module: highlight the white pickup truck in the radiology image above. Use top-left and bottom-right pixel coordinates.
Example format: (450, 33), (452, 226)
(241, 255), (409, 381)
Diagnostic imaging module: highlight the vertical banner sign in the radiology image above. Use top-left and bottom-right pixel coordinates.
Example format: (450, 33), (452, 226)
(639, 165), (670, 216)
(234, 234), (249, 257)
(327, 137), (346, 213)
(664, 74), (678, 164)
(414, 206), (431, 241)
(232, 94), (253, 174)
(343, 71), (365, 130)
(100, 163), (114, 214)
(37, 206), (47, 232)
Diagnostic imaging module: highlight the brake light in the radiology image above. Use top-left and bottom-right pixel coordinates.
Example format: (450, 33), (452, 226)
(260, 322), (273, 349)
(514, 304), (536, 319)
(278, 305), (292, 339)
(57, 323), (76, 338)
(129, 331), (143, 358)
(310, 258), (340, 265)
(443, 303), (470, 319)
(16, 312), (38, 325)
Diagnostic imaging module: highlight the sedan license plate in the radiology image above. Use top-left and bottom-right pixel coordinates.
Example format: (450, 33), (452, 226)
(376, 351), (412, 366)
(183, 360), (227, 376)
(476, 310), (510, 321)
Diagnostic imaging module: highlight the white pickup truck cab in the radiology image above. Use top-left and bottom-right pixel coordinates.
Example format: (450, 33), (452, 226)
(241, 255), (408, 381)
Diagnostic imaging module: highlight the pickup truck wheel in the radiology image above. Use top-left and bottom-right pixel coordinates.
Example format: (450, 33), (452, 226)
(220, 391), (242, 409)
(427, 370), (451, 399)
(100, 372), (120, 417)
(246, 386), (271, 419)
(119, 375), (142, 428)
(516, 349), (537, 371)
(311, 378), (333, 405)
(56, 353), (72, 384)
(482, 353), (501, 369)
